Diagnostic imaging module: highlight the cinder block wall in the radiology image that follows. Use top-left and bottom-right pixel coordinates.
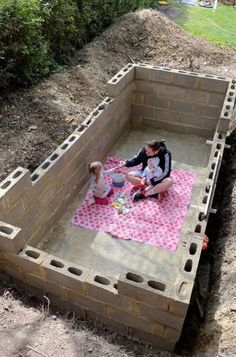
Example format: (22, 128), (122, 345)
(0, 231), (203, 352)
(132, 64), (230, 137)
(1, 64), (236, 352)
(0, 63), (134, 248)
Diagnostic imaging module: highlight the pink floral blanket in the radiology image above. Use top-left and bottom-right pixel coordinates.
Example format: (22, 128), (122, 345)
(71, 156), (196, 251)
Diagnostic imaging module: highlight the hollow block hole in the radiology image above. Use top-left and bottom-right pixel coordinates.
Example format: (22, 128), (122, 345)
(68, 267), (82, 276)
(25, 250), (40, 259)
(198, 212), (205, 221)
(209, 172), (214, 179)
(112, 78), (117, 83)
(126, 272), (143, 283)
(94, 275), (110, 285)
(31, 174), (39, 182)
(12, 171), (22, 179)
(148, 280), (166, 292)
(50, 259), (64, 268)
(224, 112), (228, 117)
(113, 283), (118, 290)
(218, 133), (223, 139)
(216, 143), (221, 149)
(184, 259), (193, 273)
(68, 136), (76, 142)
(61, 143), (69, 150)
(42, 162), (50, 170)
(211, 163), (216, 170)
(1, 181), (11, 189)
(189, 243), (197, 255)
(205, 185), (210, 193)
(77, 125), (86, 132)
(214, 151), (219, 158)
(195, 224), (201, 233)
(226, 105), (231, 110)
(50, 153), (59, 161)
(202, 196), (208, 204)
(0, 226), (13, 235)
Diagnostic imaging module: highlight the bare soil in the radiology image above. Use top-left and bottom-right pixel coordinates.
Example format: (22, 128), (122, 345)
(0, 8), (236, 357)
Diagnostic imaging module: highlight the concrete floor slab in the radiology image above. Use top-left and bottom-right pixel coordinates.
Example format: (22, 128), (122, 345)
(35, 126), (211, 281)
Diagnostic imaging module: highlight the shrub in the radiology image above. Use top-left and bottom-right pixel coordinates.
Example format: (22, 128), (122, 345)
(0, 0), (155, 90)
(0, 0), (51, 89)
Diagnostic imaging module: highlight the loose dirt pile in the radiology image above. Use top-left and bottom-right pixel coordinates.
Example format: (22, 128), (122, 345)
(1, 9), (236, 181)
(0, 8), (236, 357)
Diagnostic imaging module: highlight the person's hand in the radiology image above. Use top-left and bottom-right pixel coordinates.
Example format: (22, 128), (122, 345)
(146, 179), (151, 186)
(118, 161), (126, 168)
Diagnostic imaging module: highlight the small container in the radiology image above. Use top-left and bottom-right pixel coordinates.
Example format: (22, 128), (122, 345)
(112, 173), (125, 187)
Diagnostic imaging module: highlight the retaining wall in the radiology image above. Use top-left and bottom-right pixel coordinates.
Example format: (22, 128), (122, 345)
(0, 64), (236, 351)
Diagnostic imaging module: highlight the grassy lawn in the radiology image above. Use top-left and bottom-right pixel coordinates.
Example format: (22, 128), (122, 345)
(174, 4), (236, 49)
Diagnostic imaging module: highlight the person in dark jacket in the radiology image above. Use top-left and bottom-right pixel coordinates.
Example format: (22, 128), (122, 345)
(119, 140), (174, 201)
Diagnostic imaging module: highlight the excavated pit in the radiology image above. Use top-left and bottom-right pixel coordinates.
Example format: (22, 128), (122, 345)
(0, 64), (235, 352)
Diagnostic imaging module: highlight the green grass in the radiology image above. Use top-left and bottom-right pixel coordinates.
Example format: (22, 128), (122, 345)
(174, 4), (236, 49)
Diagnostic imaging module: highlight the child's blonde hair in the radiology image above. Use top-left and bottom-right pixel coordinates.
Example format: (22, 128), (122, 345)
(88, 161), (102, 183)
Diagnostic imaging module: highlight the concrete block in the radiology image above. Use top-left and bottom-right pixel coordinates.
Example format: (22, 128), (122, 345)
(2, 198), (26, 226)
(208, 93), (225, 106)
(184, 89), (209, 104)
(106, 65), (134, 97)
(169, 99), (194, 114)
(0, 168), (32, 208)
(200, 77), (229, 93)
(172, 72), (200, 88)
(0, 196), (7, 217)
(173, 275), (195, 306)
(37, 184), (57, 212)
(67, 290), (107, 315)
(85, 271), (118, 302)
(132, 104), (154, 120)
(17, 204), (38, 230)
(3, 245), (48, 277)
(145, 95), (169, 109)
(163, 326), (182, 342)
(157, 83), (186, 100)
(42, 255), (89, 293)
(135, 66), (148, 80)
(179, 113), (201, 128)
(66, 301), (86, 320)
(2, 263), (25, 281)
(86, 309), (129, 335)
(24, 272), (46, 291)
(196, 104), (221, 118)
(153, 109), (180, 124)
(130, 327), (175, 351)
(133, 92), (144, 105)
(188, 126), (212, 138)
(152, 322), (165, 337)
(217, 117), (230, 133)
(135, 302), (184, 330)
(106, 306), (151, 334)
(0, 221), (25, 254)
(202, 117), (218, 131)
(118, 270), (170, 311)
(143, 118), (189, 135)
(134, 80), (157, 95)
(146, 67), (174, 84)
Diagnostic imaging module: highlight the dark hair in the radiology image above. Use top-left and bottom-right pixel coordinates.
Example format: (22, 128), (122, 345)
(146, 140), (160, 151)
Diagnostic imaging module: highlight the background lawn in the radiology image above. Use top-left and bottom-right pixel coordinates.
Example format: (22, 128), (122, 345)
(173, 3), (236, 49)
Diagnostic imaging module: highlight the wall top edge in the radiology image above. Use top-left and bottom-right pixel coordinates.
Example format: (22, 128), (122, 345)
(134, 63), (232, 82)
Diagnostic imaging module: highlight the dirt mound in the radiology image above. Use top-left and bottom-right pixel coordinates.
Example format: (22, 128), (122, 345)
(1, 9), (236, 182)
